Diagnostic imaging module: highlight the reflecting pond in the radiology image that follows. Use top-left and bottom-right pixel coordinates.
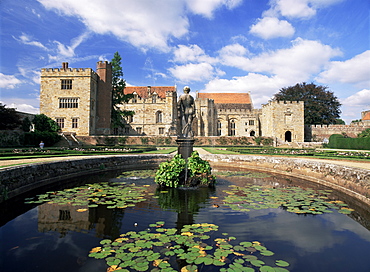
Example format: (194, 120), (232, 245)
(0, 167), (370, 272)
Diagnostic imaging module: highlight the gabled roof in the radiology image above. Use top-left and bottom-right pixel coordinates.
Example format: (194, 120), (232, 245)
(124, 86), (176, 99)
(197, 93), (252, 104)
(363, 111), (370, 121)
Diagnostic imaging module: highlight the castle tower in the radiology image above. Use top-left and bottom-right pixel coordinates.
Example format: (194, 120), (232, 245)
(261, 101), (304, 142)
(95, 61), (112, 135)
(40, 62), (112, 136)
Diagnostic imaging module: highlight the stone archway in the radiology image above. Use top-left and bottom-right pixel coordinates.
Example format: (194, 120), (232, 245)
(285, 131), (292, 142)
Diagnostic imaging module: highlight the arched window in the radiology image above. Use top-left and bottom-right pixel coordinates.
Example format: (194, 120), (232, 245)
(250, 130), (255, 137)
(229, 119), (236, 136)
(217, 120), (222, 136)
(156, 111), (163, 123)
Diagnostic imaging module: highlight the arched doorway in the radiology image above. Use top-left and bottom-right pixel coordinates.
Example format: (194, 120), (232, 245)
(285, 131), (292, 142)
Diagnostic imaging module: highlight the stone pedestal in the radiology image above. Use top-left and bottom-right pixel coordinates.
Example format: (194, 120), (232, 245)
(176, 137), (195, 160)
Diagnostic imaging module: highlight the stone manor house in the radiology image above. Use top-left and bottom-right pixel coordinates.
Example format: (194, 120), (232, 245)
(40, 61), (305, 142)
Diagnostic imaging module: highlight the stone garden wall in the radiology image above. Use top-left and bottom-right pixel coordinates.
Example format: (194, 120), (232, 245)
(0, 154), (171, 203)
(1, 154), (369, 207)
(202, 154), (370, 206)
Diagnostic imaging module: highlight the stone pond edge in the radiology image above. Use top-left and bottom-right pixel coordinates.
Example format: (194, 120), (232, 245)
(0, 154), (369, 206)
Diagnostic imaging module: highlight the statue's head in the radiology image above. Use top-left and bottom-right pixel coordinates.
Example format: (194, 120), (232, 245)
(183, 86), (190, 93)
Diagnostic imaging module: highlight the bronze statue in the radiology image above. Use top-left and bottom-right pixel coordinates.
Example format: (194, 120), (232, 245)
(178, 86), (195, 138)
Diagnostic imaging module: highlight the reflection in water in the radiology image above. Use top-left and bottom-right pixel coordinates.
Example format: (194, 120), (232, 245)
(156, 186), (215, 230)
(38, 203), (125, 238)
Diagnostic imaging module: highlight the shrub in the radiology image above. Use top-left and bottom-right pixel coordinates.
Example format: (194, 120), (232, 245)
(140, 137), (149, 145)
(155, 151), (215, 188)
(165, 137), (172, 145)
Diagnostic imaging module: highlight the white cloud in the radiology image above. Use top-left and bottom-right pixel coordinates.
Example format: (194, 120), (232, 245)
(0, 73), (22, 89)
(265, 0), (343, 19)
(341, 89), (370, 108)
(172, 44), (217, 64)
(14, 33), (48, 50)
(169, 62), (223, 83)
(219, 38), (342, 82)
(202, 73), (286, 105)
(52, 31), (91, 59)
(316, 50), (370, 88)
(185, 0), (242, 18)
(38, 0), (241, 52)
(7, 103), (40, 114)
(250, 17), (295, 39)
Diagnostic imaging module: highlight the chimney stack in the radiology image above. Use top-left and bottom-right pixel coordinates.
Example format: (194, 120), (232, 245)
(62, 62), (69, 70)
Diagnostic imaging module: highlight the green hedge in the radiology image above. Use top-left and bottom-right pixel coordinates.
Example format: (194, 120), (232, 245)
(24, 131), (62, 147)
(328, 134), (370, 150)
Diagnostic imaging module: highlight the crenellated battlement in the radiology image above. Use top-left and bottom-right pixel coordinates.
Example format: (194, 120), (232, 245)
(262, 100), (302, 107)
(311, 122), (370, 128)
(41, 67), (93, 74)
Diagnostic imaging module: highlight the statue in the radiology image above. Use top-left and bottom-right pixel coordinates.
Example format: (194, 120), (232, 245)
(178, 86), (196, 138)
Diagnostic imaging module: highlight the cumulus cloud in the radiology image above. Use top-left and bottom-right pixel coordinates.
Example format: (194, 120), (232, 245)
(202, 73), (286, 105)
(341, 89), (370, 108)
(38, 0), (242, 51)
(6, 103), (40, 114)
(169, 62), (224, 83)
(250, 17), (295, 39)
(219, 38), (342, 83)
(172, 44), (217, 64)
(0, 73), (22, 89)
(316, 50), (370, 88)
(185, 0), (242, 18)
(265, 0), (343, 19)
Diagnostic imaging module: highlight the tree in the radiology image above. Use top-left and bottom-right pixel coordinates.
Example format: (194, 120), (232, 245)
(335, 119), (345, 125)
(0, 103), (21, 130)
(358, 128), (370, 138)
(32, 114), (59, 132)
(21, 117), (32, 132)
(273, 82), (341, 125)
(111, 52), (134, 128)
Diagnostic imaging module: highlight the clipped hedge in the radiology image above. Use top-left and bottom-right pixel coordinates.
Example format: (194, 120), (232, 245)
(328, 134), (370, 150)
(23, 131), (62, 147)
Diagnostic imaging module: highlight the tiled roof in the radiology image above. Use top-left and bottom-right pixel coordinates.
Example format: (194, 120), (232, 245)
(197, 93), (252, 104)
(363, 111), (370, 121)
(124, 86), (176, 99)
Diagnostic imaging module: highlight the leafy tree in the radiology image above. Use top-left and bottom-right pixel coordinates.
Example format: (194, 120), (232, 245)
(22, 117), (32, 132)
(273, 82), (341, 125)
(111, 52), (134, 128)
(32, 114), (59, 132)
(0, 103), (21, 130)
(335, 119), (345, 125)
(358, 128), (370, 138)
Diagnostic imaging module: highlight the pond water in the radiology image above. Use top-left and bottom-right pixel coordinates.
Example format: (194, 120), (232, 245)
(0, 167), (370, 272)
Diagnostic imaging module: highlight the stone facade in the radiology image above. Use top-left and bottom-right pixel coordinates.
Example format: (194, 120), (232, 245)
(40, 62), (111, 136)
(117, 86), (178, 136)
(261, 101), (305, 142)
(40, 61), (306, 142)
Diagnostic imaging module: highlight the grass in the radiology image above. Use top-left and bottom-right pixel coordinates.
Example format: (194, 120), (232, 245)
(201, 147), (240, 154)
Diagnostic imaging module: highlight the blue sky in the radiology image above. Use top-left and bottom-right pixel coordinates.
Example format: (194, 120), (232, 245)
(0, 0), (369, 124)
